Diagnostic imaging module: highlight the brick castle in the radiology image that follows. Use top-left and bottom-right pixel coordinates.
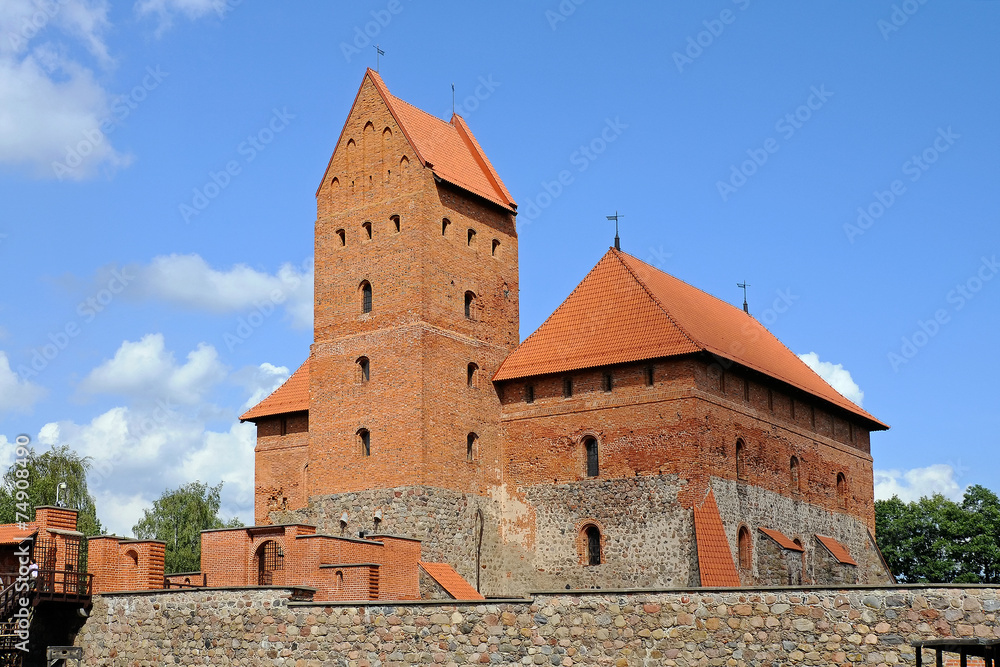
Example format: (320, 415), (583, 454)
(238, 69), (894, 595)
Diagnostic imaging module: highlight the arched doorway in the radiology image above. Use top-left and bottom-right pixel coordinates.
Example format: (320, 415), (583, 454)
(255, 540), (284, 586)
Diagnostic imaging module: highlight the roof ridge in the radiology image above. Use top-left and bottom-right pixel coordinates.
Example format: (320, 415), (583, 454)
(451, 114), (516, 209)
(612, 249), (700, 351)
(493, 248), (618, 381)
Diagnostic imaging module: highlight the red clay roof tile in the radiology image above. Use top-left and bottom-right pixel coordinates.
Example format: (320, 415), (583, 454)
(366, 70), (515, 212)
(418, 562), (484, 600)
(0, 524), (36, 546)
(815, 534), (857, 565)
(693, 490), (741, 587)
(494, 248), (887, 429)
(758, 527), (805, 552)
(240, 360), (309, 421)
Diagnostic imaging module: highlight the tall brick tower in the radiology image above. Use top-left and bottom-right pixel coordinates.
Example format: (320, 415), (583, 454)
(245, 70), (520, 580)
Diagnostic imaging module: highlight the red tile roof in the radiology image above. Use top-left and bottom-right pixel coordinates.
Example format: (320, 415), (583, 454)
(494, 248), (887, 429)
(693, 491), (741, 587)
(240, 360), (309, 421)
(815, 534), (857, 565)
(758, 527), (804, 552)
(0, 525), (36, 546)
(418, 562), (484, 600)
(322, 70), (515, 213)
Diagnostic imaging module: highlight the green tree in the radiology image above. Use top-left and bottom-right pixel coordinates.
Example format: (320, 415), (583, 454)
(0, 444), (103, 536)
(876, 485), (1000, 584)
(132, 481), (242, 574)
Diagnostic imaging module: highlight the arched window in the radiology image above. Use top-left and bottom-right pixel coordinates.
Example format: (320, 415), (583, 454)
(125, 549), (139, 567)
(335, 570), (344, 589)
(464, 291), (476, 319)
(442, 218), (451, 236)
(584, 437), (599, 477)
(357, 357), (370, 383)
(738, 526), (752, 570)
(358, 428), (371, 457)
(467, 362), (478, 387)
(390, 214), (400, 232)
(362, 221), (372, 240)
(467, 228), (476, 246)
(255, 540), (284, 586)
(584, 525), (601, 566)
(790, 456), (800, 493)
(467, 432), (478, 462)
(361, 281), (372, 313)
(492, 239), (500, 257)
(837, 472), (847, 508)
(735, 439), (746, 480)
(336, 229), (346, 246)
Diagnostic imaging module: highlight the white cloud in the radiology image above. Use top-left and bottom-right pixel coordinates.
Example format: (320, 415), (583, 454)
(134, 0), (233, 34)
(798, 351), (864, 406)
(124, 254), (314, 328)
(0, 350), (46, 413)
(874, 464), (964, 503)
(0, 0), (128, 178)
(233, 362), (290, 412)
(78, 334), (227, 405)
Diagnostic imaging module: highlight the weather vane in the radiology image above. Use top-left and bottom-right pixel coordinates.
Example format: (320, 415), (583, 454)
(375, 45), (384, 72)
(737, 281), (751, 313)
(606, 211), (624, 250)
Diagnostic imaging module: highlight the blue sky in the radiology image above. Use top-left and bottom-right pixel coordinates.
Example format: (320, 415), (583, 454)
(1, 1), (998, 535)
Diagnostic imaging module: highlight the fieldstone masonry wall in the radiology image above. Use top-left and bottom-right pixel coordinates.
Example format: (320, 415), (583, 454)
(75, 585), (1000, 666)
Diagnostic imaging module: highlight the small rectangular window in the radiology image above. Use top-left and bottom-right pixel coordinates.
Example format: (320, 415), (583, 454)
(743, 378), (750, 402)
(525, 385), (534, 404)
(563, 377), (573, 398)
(602, 373), (612, 393)
(644, 366), (654, 386)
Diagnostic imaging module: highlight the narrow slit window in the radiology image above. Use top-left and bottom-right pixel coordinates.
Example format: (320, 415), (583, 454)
(361, 281), (373, 313)
(467, 362), (478, 387)
(442, 218), (451, 236)
(464, 291), (476, 319)
(390, 214), (400, 232)
(336, 229), (346, 246)
(585, 437), (598, 477)
(492, 239), (500, 257)
(644, 366), (654, 386)
(466, 432), (478, 462)
(736, 439), (746, 480)
(837, 472), (847, 508)
(738, 526), (752, 569)
(602, 372), (613, 393)
(467, 228), (476, 246)
(362, 221), (372, 240)
(563, 377), (573, 398)
(357, 357), (370, 383)
(585, 525), (601, 566)
(358, 429), (371, 457)
(790, 456), (800, 493)
(525, 385), (534, 404)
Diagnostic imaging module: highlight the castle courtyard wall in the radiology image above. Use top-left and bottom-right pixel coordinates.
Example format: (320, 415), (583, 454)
(74, 585), (1000, 666)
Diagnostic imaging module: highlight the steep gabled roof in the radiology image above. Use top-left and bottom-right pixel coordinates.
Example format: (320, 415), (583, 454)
(319, 69), (516, 213)
(240, 360), (309, 421)
(494, 248), (887, 429)
(693, 490), (741, 587)
(418, 562), (484, 600)
(815, 534), (857, 565)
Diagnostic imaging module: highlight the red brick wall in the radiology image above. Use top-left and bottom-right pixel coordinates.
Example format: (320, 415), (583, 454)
(254, 412), (309, 524)
(87, 537), (165, 593)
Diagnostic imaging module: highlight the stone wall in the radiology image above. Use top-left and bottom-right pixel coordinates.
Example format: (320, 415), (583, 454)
(74, 585), (1000, 666)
